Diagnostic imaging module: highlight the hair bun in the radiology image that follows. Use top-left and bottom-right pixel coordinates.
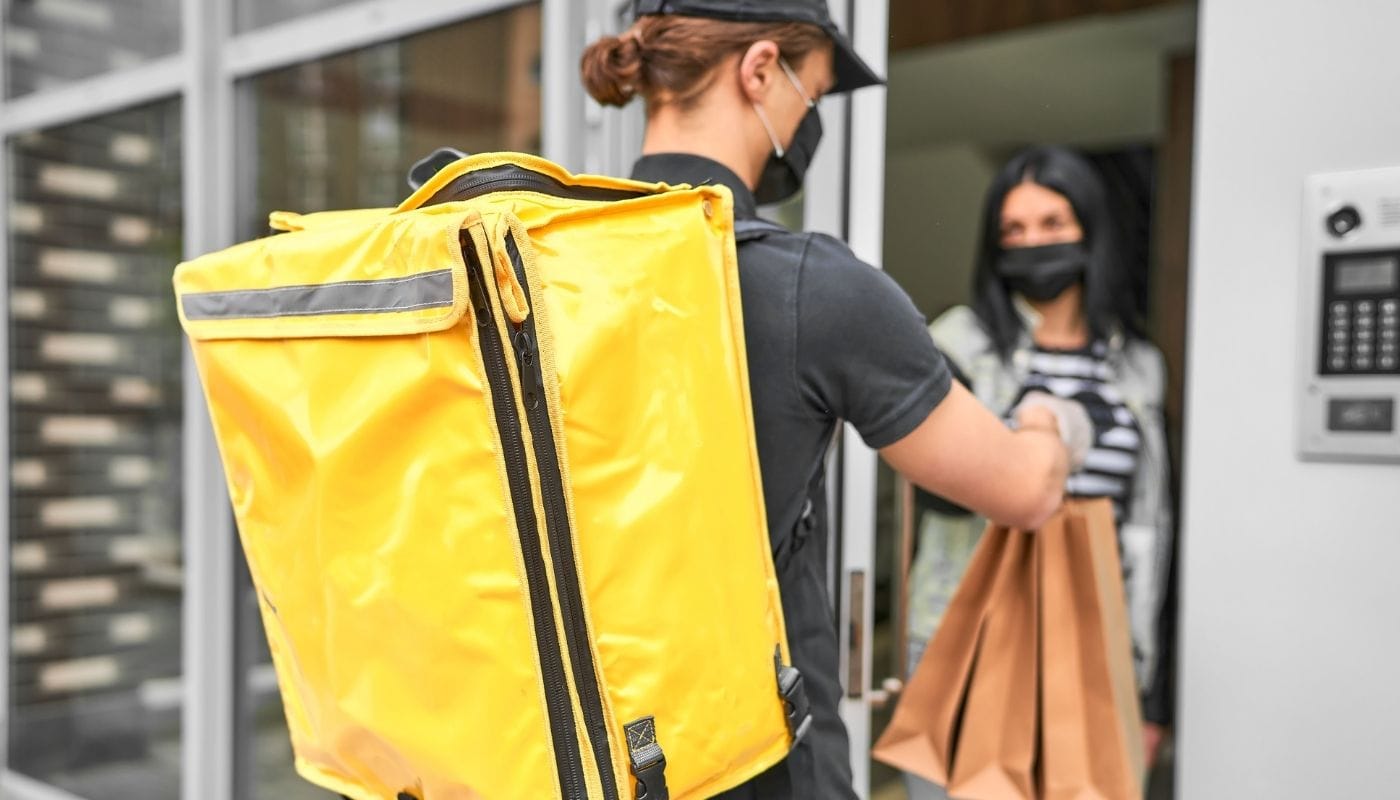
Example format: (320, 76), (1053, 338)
(581, 32), (643, 107)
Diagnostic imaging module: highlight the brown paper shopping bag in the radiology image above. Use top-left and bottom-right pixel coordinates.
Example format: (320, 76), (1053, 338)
(944, 526), (1040, 800)
(1039, 499), (1145, 800)
(872, 524), (1015, 786)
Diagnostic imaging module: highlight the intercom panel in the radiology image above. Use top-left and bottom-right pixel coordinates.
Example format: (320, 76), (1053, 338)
(1298, 167), (1400, 462)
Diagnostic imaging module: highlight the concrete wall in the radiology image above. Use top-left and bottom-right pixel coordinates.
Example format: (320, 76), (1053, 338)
(880, 4), (1193, 319)
(1178, 1), (1400, 796)
(882, 143), (1000, 319)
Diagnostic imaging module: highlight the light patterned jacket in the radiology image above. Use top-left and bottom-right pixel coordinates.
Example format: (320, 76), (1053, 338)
(906, 301), (1174, 722)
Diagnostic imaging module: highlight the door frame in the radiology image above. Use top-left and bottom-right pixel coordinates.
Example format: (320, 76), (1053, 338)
(826, 3), (891, 798)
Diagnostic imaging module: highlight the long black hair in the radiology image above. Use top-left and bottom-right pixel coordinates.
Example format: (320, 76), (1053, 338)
(971, 145), (1145, 361)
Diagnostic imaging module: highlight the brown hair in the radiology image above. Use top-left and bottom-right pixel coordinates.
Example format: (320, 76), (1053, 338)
(581, 16), (829, 110)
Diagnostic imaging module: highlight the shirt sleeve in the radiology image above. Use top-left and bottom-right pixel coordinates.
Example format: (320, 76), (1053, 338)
(794, 233), (952, 449)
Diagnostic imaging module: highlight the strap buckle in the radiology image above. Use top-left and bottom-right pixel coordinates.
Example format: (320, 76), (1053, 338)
(774, 649), (813, 746)
(625, 716), (669, 800)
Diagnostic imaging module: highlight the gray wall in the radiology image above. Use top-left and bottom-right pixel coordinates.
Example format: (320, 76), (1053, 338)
(1179, 2), (1400, 797)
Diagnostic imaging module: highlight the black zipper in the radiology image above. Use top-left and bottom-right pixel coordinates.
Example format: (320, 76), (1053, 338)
(503, 232), (620, 800)
(463, 235), (587, 800)
(426, 164), (648, 207)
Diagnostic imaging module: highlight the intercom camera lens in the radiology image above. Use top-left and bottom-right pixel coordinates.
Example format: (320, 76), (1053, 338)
(1327, 205), (1362, 238)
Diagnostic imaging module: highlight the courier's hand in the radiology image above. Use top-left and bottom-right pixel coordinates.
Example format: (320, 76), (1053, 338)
(1013, 403), (1059, 436)
(1013, 391), (1092, 470)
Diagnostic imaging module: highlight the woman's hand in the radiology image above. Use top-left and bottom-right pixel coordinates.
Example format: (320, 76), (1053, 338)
(1014, 391), (1092, 470)
(1143, 722), (1167, 769)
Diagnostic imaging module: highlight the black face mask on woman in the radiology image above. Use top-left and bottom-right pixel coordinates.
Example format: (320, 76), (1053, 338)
(752, 58), (823, 205)
(996, 241), (1088, 301)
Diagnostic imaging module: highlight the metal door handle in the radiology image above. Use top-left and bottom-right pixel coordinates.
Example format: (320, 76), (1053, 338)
(845, 569), (865, 699)
(869, 475), (918, 709)
(868, 677), (905, 709)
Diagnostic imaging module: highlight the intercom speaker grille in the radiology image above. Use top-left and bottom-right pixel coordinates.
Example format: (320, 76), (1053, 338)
(1381, 197), (1400, 227)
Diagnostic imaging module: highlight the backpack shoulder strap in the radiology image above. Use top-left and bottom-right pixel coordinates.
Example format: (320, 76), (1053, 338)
(733, 216), (788, 243)
(772, 445), (832, 573)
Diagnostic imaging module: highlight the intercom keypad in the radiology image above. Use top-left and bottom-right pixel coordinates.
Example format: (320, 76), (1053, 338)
(1319, 251), (1400, 376)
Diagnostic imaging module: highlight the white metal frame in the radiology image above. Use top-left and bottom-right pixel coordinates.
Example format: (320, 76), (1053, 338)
(0, 17), (11, 796)
(0, 57), (186, 137)
(541, 0), (593, 170)
(578, 0), (645, 178)
(180, 0), (238, 797)
(3, 771), (87, 800)
(223, 0), (522, 79)
(0, 1), (573, 797)
(828, 2), (891, 797)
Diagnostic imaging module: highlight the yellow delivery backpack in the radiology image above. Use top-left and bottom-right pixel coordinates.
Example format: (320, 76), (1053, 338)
(173, 153), (809, 800)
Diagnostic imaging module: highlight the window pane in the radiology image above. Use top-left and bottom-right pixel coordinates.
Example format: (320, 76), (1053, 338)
(3, 0), (181, 99)
(6, 98), (183, 799)
(241, 5), (541, 231)
(234, 6), (540, 797)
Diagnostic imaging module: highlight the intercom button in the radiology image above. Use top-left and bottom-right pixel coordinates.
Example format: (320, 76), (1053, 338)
(1356, 328), (1374, 342)
(1382, 299), (1398, 314)
(1356, 314), (1374, 329)
(1356, 342), (1374, 355)
(1330, 356), (1348, 371)
(1356, 356), (1374, 370)
(1333, 301), (1350, 315)
(1383, 342), (1398, 356)
(1358, 300), (1375, 315)
(1382, 356), (1398, 371)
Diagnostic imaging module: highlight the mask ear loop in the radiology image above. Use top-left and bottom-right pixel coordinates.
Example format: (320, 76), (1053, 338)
(752, 102), (785, 159)
(752, 56), (817, 160)
(778, 57), (817, 110)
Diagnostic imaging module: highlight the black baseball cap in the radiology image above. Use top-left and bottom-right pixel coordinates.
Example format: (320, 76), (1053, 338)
(631, 0), (884, 94)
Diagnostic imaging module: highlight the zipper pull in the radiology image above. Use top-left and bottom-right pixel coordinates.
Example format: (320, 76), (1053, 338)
(514, 326), (542, 411)
(492, 237), (531, 325)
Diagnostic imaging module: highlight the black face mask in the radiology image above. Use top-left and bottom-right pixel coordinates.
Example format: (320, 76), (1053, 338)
(996, 241), (1088, 301)
(753, 105), (823, 206)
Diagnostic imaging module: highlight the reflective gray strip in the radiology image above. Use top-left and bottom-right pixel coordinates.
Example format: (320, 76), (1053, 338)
(181, 268), (455, 321)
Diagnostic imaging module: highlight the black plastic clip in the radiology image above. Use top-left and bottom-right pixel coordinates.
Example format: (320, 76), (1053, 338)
(775, 648), (813, 746)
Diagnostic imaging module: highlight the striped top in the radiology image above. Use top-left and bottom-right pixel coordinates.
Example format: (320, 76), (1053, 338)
(1009, 341), (1142, 521)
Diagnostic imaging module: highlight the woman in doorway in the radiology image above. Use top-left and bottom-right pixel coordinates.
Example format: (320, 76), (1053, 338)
(906, 145), (1175, 797)
(581, 4), (1091, 799)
